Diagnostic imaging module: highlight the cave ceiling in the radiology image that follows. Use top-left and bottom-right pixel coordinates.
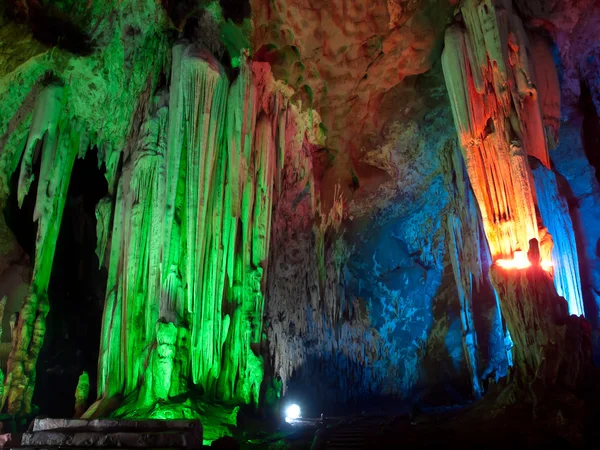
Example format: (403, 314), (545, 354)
(3, 0), (599, 217)
(1, 0), (600, 433)
(248, 0), (600, 217)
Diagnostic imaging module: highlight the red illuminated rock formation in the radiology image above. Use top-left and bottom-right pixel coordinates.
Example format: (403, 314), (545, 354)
(441, 0), (561, 263)
(250, 0), (454, 200)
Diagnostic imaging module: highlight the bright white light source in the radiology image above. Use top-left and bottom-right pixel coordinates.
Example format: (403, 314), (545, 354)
(285, 404), (301, 422)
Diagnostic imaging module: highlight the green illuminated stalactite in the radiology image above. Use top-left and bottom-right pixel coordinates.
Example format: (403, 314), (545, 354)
(179, 46), (229, 391)
(0, 25), (320, 422)
(97, 178), (125, 399)
(94, 198), (112, 268)
(0, 0), (170, 416)
(97, 101), (169, 399)
(2, 84), (84, 415)
(96, 41), (301, 413)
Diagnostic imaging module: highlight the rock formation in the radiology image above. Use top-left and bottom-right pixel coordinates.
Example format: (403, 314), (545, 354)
(490, 262), (592, 411)
(0, 0), (599, 444)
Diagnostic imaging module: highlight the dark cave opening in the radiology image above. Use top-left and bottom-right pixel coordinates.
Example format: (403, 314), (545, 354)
(4, 156), (39, 261)
(32, 149), (109, 418)
(3, 0), (93, 55)
(3, 147), (109, 418)
(219, 0), (251, 23)
(581, 81), (600, 184)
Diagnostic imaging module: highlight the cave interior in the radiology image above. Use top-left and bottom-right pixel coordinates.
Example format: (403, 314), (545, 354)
(1, 0), (600, 448)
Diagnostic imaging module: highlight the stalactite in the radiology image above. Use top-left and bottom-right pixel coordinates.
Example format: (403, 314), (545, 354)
(97, 100), (169, 399)
(443, 142), (511, 398)
(529, 34), (561, 149)
(94, 42), (318, 417)
(264, 98), (349, 399)
(16, 86), (64, 209)
(445, 153), (484, 399)
(531, 161), (584, 316)
(441, 3), (586, 370)
(1, 83), (86, 415)
(94, 197), (112, 269)
(178, 45), (229, 391)
(441, 0), (555, 262)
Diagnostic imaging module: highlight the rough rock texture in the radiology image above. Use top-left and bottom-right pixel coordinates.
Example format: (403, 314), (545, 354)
(0, 0), (599, 436)
(265, 65), (509, 409)
(490, 264), (593, 412)
(442, 0), (552, 260)
(250, 0), (455, 205)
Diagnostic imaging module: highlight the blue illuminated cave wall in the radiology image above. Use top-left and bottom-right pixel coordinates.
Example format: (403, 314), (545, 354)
(267, 15), (600, 409)
(546, 28), (600, 356)
(267, 66), (508, 413)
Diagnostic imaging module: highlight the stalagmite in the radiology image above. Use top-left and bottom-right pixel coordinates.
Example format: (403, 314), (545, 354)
(490, 262), (592, 410)
(74, 372), (90, 419)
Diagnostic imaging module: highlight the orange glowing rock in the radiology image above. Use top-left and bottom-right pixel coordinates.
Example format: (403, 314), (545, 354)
(496, 251), (531, 270)
(441, 0), (561, 263)
(496, 250), (554, 271)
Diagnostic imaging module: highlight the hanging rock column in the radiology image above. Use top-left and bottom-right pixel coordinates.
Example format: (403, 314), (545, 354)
(441, 0), (585, 316)
(2, 84), (86, 416)
(441, 0), (546, 260)
(95, 39), (322, 415)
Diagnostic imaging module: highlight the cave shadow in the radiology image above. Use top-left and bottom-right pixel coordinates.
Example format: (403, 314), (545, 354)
(31, 149), (108, 418)
(580, 81), (600, 186)
(554, 168), (599, 327)
(284, 351), (415, 419)
(414, 262), (475, 408)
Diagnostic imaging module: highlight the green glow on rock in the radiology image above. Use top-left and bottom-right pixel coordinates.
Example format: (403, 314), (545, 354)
(0, 0), (324, 423)
(94, 47), (286, 427)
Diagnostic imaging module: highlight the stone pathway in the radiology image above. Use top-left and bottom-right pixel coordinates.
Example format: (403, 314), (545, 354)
(3, 418), (203, 449)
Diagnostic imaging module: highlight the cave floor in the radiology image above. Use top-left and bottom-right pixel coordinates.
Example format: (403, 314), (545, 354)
(238, 393), (600, 449)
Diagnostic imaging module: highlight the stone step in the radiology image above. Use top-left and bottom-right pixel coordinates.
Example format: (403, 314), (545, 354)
(21, 430), (198, 448)
(3, 418), (204, 449)
(33, 418), (200, 433)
